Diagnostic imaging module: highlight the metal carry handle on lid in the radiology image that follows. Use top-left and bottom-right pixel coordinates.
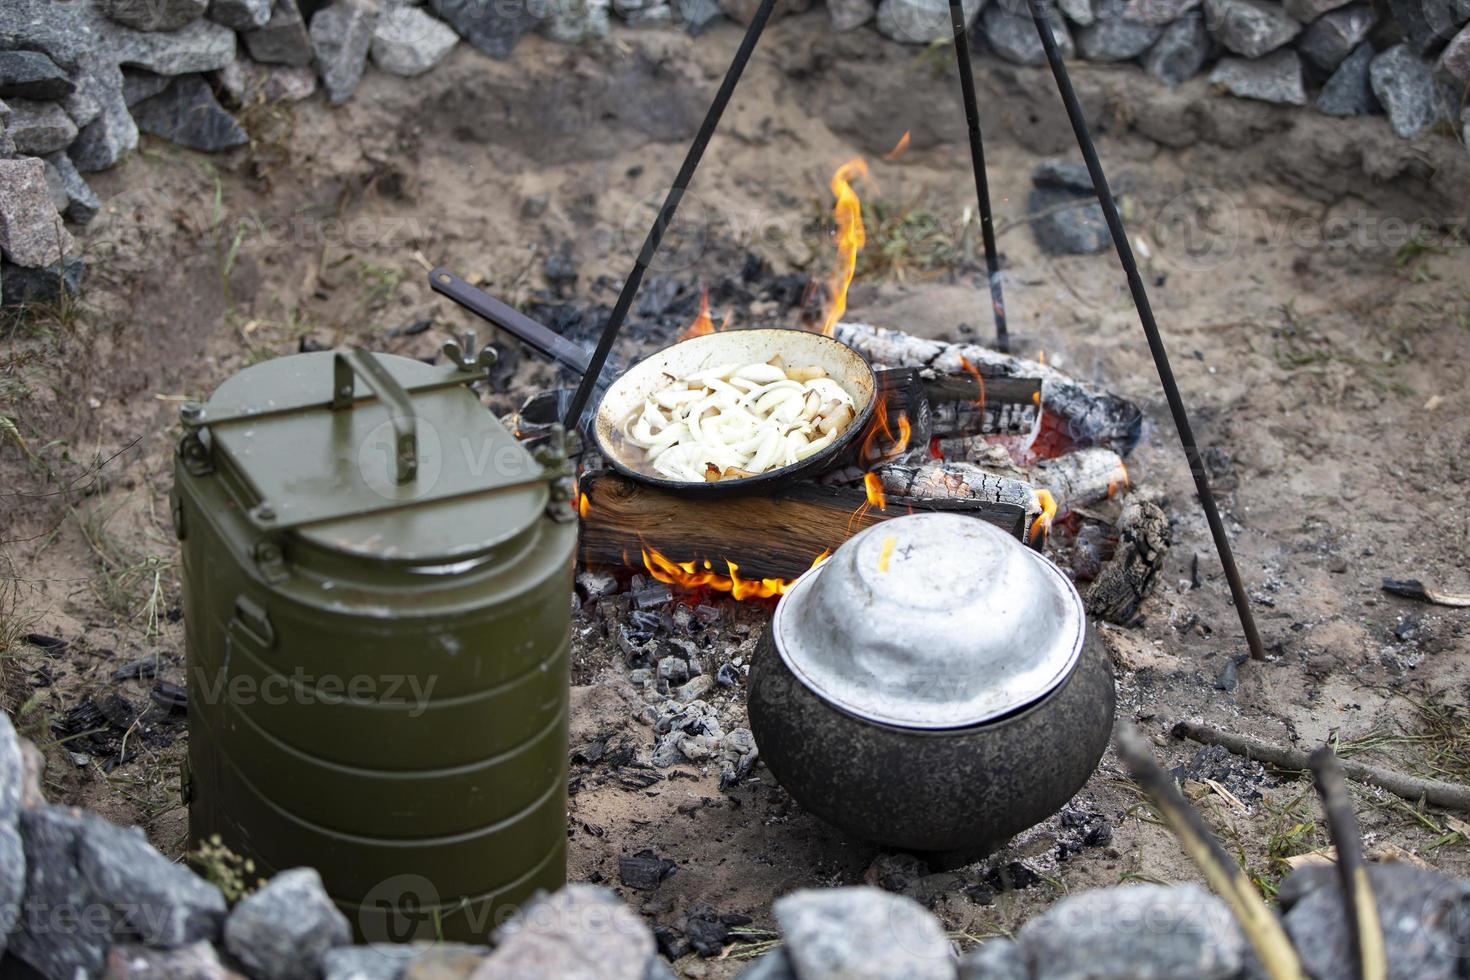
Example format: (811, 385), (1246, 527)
(332, 349), (417, 485)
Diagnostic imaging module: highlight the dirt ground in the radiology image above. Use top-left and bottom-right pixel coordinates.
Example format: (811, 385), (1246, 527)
(3, 14), (1470, 974)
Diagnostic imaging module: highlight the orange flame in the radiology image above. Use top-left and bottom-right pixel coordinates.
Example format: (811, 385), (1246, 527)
(680, 286), (715, 341)
(1108, 460), (1131, 499)
(642, 545), (829, 602)
(860, 398), (912, 465)
(819, 157), (869, 337)
(958, 355), (986, 410)
(578, 492), (590, 518)
(1030, 488), (1058, 544)
(864, 471), (887, 511)
(883, 131), (911, 161)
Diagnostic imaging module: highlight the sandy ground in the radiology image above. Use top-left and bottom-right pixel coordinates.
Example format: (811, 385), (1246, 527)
(3, 15), (1469, 974)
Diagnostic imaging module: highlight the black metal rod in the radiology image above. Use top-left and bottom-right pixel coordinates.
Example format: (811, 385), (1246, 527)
(947, 0), (1009, 353)
(1023, 0), (1266, 662)
(562, 0), (779, 429)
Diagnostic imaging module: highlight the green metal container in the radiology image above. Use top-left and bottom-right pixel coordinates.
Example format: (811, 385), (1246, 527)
(172, 347), (577, 943)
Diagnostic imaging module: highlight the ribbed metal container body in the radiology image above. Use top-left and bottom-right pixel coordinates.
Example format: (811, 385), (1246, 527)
(174, 354), (576, 944)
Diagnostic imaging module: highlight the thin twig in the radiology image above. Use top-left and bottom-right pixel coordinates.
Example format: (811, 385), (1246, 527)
(1115, 726), (1306, 980)
(1309, 747), (1387, 980)
(1174, 720), (1470, 813)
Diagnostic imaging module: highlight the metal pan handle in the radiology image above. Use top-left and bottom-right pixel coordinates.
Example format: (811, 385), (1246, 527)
(428, 268), (592, 376)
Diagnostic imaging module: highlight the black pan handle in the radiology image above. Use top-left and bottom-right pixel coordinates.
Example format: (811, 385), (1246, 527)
(428, 268), (592, 376)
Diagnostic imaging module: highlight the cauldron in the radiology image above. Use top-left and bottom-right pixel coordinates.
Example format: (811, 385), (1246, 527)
(748, 513), (1115, 853)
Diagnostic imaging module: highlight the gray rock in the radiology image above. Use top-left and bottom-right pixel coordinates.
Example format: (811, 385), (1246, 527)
(224, 868), (352, 980)
(1283, 0), (1350, 18)
(323, 943), (424, 980)
(122, 67), (173, 106)
(0, 707), (21, 823)
(1, 257), (86, 306)
(429, 0), (543, 59)
(0, 0), (96, 72)
(626, 5), (674, 30)
(64, 85), (102, 128)
(542, 0), (612, 41)
(1387, 0), (1470, 54)
(1208, 48), (1307, 103)
(475, 885), (653, 980)
(311, 0), (377, 103)
(0, 822), (24, 963)
(673, 674), (712, 703)
(90, 10), (239, 74)
(11, 806), (113, 979)
(875, 0), (984, 44)
(674, 0), (724, 32)
(1316, 42), (1379, 114)
(773, 887), (953, 980)
(244, 0), (314, 66)
(1284, 863), (1470, 980)
(1076, 0), (1164, 59)
(0, 157), (73, 267)
(1122, 0), (1198, 22)
(1202, 0), (1300, 56)
(829, 0), (877, 30)
(43, 154), (102, 224)
(983, 3), (1077, 64)
(1298, 2), (1375, 72)
(719, 0), (810, 24)
(958, 937), (1027, 980)
(214, 54), (318, 102)
(209, 0), (274, 29)
(372, 4), (459, 76)
(1028, 185), (1107, 254)
(98, 0), (211, 32)
(19, 739), (46, 809)
(0, 98), (11, 156)
(1061, 0), (1095, 26)
(68, 58), (139, 172)
(131, 74), (248, 150)
(104, 941), (238, 980)
(1370, 42), (1443, 135)
(1440, 22), (1470, 79)
(0, 50), (75, 101)
(1033, 157), (1094, 191)
(1017, 884), (1246, 980)
(6, 99), (79, 156)
(1144, 11), (1209, 84)
(735, 950), (798, 980)
(76, 812), (227, 947)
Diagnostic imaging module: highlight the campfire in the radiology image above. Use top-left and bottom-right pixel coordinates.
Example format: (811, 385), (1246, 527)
(539, 154), (1146, 604)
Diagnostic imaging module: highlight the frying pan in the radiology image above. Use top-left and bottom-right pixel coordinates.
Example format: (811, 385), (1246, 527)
(430, 269), (878, 496)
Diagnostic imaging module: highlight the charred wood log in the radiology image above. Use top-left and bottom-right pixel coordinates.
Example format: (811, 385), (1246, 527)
(1086, 494), (1171, 624)
(875, 460), (1042, 534)
(834, 321), (1143, 454)
(1028, 447), (1128, 513)
(577, 471), (1028, 583)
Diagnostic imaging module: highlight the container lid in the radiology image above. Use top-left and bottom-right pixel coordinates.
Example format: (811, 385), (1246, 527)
(772, 513), (1085, 730)
(198, 351), (548, 565)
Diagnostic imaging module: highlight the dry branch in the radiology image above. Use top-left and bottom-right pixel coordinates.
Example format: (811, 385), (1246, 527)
(1173, 721), (1470, 813)
(1309, 748), (1387, 980)
(1115, 726), (1307, 980)
(834, 321), (1143, 453)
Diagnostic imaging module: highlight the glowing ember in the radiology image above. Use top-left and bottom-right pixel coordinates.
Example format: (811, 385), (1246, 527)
(883, 131), (911, 161)
(819, 157), (869, 337)
(642, 545), (830, 601)
(958, 355), (987, 410)
(578, 492), (590, 519)
(1108, 460), (1131, 498)
(679, 285), (715, 341)
(1030, 488), (1058, 543)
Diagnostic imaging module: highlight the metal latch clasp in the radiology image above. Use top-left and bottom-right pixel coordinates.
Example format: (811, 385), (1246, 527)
(332, 349), (419, 485)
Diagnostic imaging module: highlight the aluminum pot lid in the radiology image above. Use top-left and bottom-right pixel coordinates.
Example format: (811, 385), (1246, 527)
(772, 513), (1085, 730)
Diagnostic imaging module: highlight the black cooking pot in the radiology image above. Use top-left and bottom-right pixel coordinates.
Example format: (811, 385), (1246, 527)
(747, 513), (1115, 853)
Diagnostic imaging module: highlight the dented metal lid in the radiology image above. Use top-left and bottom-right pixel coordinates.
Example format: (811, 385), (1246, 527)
(193, 350), (550, 565)
(772, 513), (1085, 730)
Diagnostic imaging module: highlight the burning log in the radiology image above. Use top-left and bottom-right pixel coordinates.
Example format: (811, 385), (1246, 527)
(1085, 494), (1171, 625)
(577, 471), (1028, 587)
(875, 460), (1044, 536)
(833, 322), (1143, 455)
(1028, 448), (1129, 513)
